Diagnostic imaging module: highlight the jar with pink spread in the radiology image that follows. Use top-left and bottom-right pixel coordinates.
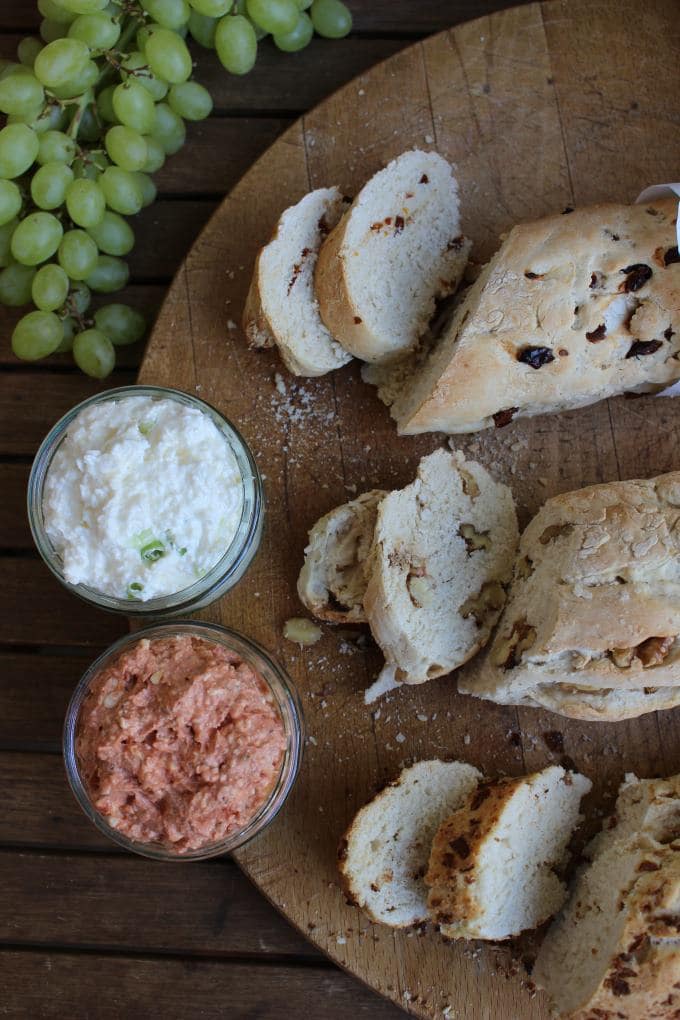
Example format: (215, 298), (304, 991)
(64, 622), (303, 860)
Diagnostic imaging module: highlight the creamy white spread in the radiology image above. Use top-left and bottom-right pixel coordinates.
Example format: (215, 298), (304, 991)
(43, 395), (244, 600)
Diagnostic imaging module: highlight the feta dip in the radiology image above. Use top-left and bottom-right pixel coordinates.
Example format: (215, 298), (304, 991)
(43, 395), (244, 601)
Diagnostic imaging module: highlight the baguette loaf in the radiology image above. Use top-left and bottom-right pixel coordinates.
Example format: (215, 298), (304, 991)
(338, 760), (481, 927)
(375, 199), (679, 433)
(364, 449), (518, 693)
(297, 489), (386, 623)
(315, 150), (471, 364)
(460, 471), (680, 721)
(243, 187), (352, 376)
(426, 766), (591, 940)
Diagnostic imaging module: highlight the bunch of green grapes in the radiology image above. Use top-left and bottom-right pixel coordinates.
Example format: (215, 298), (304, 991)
(1, 0), (351, 378)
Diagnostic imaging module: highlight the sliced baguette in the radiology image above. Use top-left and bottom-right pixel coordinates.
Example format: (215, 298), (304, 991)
(297, 489), (386, 623)
(426, 766), (591, 940)
(243, 187), (352, 376)
(338, 760), (481, 927)
(363, 448), (518, 693)
(315, 150), (471, 364)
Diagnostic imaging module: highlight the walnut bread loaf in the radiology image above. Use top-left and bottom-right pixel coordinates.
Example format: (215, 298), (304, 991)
(375, 199), (679, 433)
(338, 760), (481, 927)
(533, 773), (680, 1019)
(315, 149), (471, 364)
(364, 448), (519, 698)
(426, 766), (591, 940)
(460, 470), (680, 721)
(297, 489), (386, 623)
(243, 187), (351, 376)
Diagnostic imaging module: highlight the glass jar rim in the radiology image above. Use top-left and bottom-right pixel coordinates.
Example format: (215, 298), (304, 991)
(27, 385), (263, 615)
(63, 620), (304, 861)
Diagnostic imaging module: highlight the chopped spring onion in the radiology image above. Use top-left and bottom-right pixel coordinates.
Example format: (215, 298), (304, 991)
(140, 538), (166, 562)
(127, 581), (143, 599)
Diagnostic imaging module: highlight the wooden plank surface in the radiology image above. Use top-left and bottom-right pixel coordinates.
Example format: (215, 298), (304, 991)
(135, 1), (680, 1017)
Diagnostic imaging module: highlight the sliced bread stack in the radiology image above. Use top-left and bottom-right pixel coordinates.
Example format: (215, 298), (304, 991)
(534, 773), (680, 1019)
(460, 470), (680, 722)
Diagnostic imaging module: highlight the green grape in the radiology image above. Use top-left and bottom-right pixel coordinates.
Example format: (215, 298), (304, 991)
(50, 58), (98, 99)
(168, 80), (212, 120)
(34, 38), (90, 89)
(68, 13), (121, 49)
(149, 102), (185, 154)
(7, 99), (47, 126)
(40, 19), (69, 43)
(131, 171), (156, 207)
(17, 38), (45, 69)
(37, 129), (76, 164)
(85, 254), (129, 292)
(105, 125), (148, 172)
(100, 166), (144, 215)
(32, 262), (69, 310)
(12, 101), (68, 134)
(76, 104), (101, 142)
(112, 80), (156, 134)
(95, 302), (146, 345)
(141, 0), (191, 30)
(0, 219), (18, 267)
(66, 177), (105, 227)
(246, 0), (297, 34)
(0, 70), (45, 116)
(96, 84), (117, 122)
(0, 62), (20, 80)
(72, 150), (108, 179)
(57, 0), (109, 13)
(11, 211), (63, 264)
(121, 52), (168, 101)
(0, 123), (40, 178)
(144, 27), (192, 83)
(68, 279), (91, 314)
(142, 137), (165, 173)
(56, 315), (76, 351)
(38, 0), (76, 25)
(31, 161), (74, 208)
(215, 14), (257, 74)
(296, 0), (313, 9)
(73, 327), (115, 377)
(58, 228), (99, 279)
(86, 210), (133, 255)
(187, 10), (217, 47)
(274, 10), (312, 50)
(190, 0), (231, 14)
(310, 0), (351, 37)
(12, 309), (63, 360)
(0, 180), (22, 225)
(0, 263), (36, 306)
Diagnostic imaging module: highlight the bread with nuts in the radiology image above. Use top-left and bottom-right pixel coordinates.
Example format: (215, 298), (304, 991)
(363, 448), (519, 695)
(425, 766), (591, 940)
(243, 187), (352, 376)
(371, 199), (679, 433)
(315, 149), (471, 364)
(297, 489), (386, 623)
(460, 471), (680, 721)
(338, 759), (482, 927)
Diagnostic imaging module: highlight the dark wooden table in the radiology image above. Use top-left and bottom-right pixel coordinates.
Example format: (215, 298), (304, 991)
(1, 2), (526, 1015)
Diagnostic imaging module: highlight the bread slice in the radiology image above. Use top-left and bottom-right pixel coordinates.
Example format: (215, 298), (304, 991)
(297, 489), (386, 623)
(338, 760), (481, 927)
(376, 199), (679, 433)
(315, 150), (471, 364)
(363, 448), (518, 695)
(460, 470), (680, 721)
(425, 766), (591, 940)
(243, 187), (352, 376)
(533, 774), (680, 1019)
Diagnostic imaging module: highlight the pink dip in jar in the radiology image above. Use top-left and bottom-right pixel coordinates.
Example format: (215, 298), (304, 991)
(76, 634), (287, 853)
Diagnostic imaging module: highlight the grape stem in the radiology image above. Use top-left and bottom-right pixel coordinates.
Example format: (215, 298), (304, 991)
(67, 89), (94, 140)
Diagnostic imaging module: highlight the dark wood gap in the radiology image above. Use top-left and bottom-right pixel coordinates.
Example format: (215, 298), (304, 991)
(0, 940), (330, 968)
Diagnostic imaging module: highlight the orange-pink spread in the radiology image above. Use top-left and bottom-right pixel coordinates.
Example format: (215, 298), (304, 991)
(76, 635), (287, 852)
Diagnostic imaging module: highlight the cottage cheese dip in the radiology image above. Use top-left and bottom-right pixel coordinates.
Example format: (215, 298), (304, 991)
(42, 395), (244, 601)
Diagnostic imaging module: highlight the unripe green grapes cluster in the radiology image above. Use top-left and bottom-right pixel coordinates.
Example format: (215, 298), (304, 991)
(2, 0), (352, 378)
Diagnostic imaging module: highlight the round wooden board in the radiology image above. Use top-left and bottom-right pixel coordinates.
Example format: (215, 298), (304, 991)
(138, 1), (680, 1016)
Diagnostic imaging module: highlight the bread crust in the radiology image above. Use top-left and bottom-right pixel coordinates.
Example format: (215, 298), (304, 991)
(315, 209), (378, 361)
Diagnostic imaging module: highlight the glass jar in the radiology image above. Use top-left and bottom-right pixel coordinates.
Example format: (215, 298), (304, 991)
(27, 385), (263, 617)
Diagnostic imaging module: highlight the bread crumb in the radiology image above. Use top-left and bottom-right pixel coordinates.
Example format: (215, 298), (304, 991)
(396, 732), (406, 743)
(226, 319), (237, 330)
(464, 733), (471, 745)
(283, 618), (322, 646)
(424, 134), (433, 144)
(416, 713), (428, 722)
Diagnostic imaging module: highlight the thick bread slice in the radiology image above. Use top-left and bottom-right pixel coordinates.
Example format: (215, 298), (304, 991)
(243, 187), (352, 376)
(426, 766), (591, 940)
(297, 489), (386, 623)
(315, 150), (471, 364)
(338, 760), (481, 927)
(378, 199), (679, 433)
(363, 448), (519, 693)
(460, 471), (680, 721)
(533, 774), (680, 1019)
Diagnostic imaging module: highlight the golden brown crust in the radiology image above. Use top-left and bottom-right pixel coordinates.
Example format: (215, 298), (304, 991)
(242, 247), (275, 350)
(314, 210), (376, 361)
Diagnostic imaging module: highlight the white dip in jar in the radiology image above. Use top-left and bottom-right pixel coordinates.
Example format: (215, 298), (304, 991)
(42, 395), (244, 600)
